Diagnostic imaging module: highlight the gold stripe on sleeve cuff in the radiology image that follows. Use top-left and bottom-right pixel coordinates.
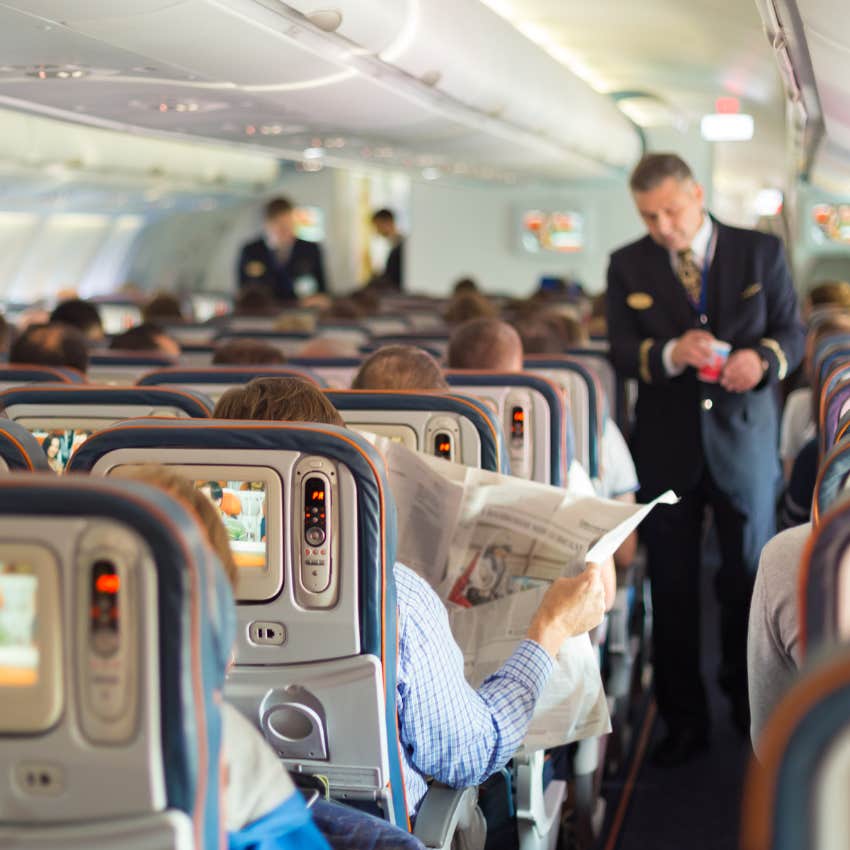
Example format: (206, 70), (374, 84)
(760, 337), (788, 381)
(639, 338), (654, 383)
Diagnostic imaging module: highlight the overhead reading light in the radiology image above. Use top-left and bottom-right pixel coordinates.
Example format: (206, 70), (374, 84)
(700, 113), (754, 142)
(25, 66), (87, 80)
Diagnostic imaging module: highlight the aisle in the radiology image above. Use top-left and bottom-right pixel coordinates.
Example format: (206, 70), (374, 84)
(600, 546), (753, 850)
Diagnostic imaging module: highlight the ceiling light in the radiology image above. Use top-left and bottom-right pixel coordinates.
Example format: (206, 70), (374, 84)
(700, 113), (754, 141)
(303, 147), (324, 159)
(421, 167), (441, 181)
(260, 124), (283, 135)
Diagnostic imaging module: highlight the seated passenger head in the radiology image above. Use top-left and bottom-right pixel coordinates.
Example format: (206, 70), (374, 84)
(805, 280), (850, 320)
(234, 284), (278, 317)
(453, 276), (479, 295)
(352, 344), (448, 391)
(143, 292), (185, 324)
(118, 464), (237, 590)
(0, 314), (13, 355)
(213, 376), (345, 427)
(109, 323), (181, 358)
(588, 292), (607, 337)
(263, 196), (295, 247)
(49, 298), (104, 342)
(212, 339), (286, 366)
(10, 322), (89, 374)
(350, 286), (380, 316)
(297, 337), (360, 358)
(371, 208), (398, 239)
(512, 316), (563, 355)
(443, 291), (497, 325)
(447, 317), (524, 372)
(320, 297), (365, 321)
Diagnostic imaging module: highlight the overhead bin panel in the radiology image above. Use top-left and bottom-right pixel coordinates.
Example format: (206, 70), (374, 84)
(62, 1), (346, 87)
(283, 0), (411, 56)
(800, 15), (850, 153)
(366, 0), (641, 169)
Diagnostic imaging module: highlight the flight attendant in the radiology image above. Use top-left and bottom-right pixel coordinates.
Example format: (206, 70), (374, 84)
(606, 153), (804, 765)
(237, 197), (327, 300)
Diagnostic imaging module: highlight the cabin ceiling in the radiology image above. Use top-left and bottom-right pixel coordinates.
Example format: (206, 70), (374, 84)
(484, 0), (789, 191)
(0, 0), (643, 185)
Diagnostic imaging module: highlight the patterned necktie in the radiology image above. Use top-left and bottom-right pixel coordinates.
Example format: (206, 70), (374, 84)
(675, 248), (703, 305)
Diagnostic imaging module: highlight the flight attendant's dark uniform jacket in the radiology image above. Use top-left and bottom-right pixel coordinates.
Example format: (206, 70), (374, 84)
(237, 238), (327, 301)
(606, 219), (804, 569)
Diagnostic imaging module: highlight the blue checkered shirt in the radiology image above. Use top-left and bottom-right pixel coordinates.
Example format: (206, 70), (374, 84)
(394, 563), (553, 815)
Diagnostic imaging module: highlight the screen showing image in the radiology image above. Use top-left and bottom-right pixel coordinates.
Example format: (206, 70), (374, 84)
(520, 209), (584, 254)
(33, 429), (93, 473)
(811, 203), (850, 245)
(195, 480), (267, 570)
(293, 206), (325, 243)
(0, 563), (38, 687)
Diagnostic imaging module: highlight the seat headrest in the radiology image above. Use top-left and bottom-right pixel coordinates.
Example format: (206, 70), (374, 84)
(0, 385), (214, 418)
(0, 420), (52, 471)
(137, 366), (323, 388)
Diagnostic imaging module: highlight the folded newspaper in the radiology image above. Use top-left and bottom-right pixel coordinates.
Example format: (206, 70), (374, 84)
(367, 434), (676, 751)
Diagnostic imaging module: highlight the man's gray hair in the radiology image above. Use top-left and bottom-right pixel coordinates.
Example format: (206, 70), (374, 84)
(629, 153), (695, 193)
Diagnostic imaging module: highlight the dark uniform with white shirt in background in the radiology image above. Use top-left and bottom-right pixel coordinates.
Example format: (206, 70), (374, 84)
(606, 153), (804, 766)
(237, 197), (327, 301)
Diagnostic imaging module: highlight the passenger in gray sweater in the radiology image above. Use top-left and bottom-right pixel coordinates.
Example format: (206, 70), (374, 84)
(746, 522), (810, 754)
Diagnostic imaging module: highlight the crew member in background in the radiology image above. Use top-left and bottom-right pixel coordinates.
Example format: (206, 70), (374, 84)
(606, 152), (804, 766)
(371, 208), (404, 289)
(237, 197), (327, 300)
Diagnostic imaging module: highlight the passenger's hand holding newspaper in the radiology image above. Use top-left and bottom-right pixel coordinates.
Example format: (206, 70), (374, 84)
(527, 563), (606, 656)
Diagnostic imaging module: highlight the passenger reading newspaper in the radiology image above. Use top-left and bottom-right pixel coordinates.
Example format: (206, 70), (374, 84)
(368, 433), (675, 751)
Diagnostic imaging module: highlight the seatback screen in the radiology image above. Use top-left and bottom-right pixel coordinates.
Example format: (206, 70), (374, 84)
(0, 562), (38, 687)
(33, 429), (93, 473)
(195, 480), (267, 571)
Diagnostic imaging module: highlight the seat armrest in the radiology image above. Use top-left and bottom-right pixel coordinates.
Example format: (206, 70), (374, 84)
(413, 784), (480, 850)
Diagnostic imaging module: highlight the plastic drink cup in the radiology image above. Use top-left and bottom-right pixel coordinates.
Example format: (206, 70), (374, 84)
(698, 340), (731, 383)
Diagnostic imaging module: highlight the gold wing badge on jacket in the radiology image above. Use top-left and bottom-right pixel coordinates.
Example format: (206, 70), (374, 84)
(245, 261), (266, 277)
(741, 283), (762, 299)
(627, 292), (653, 310)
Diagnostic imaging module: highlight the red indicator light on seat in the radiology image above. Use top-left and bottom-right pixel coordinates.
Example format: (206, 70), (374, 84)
(95, 574), (120, 594)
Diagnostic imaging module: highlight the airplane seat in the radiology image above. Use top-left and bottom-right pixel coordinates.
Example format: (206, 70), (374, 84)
(741, 644), (850, 850)
(0, 385), (213, 424)
(0, 474), (236, 849)
(367, 334), (450, 357)
(67, 419), (482, 850)
(799, 490), (850, 658)
(89, 352), (178, 387)
(0, 364), (87, 390)
(0, 386), (213, 473)
(820, 381), (850, 456)
(324, 389), (508, 474)
(287, 357), (364, 389)
(811, 440), (850, 525)
(137, 366), (326, 404)
(523, 357), (599, 480)
(213, 331), (314, 358)
(0, 420), (53, 472)
(445, 371), (566, 486)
